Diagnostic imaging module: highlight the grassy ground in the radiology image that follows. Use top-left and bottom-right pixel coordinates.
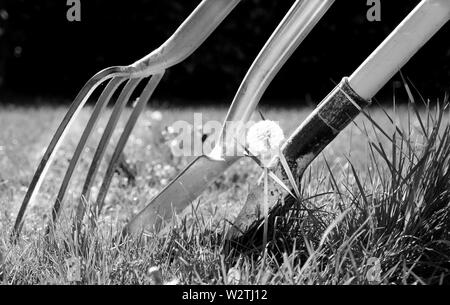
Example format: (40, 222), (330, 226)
(0, 97), (449, 284)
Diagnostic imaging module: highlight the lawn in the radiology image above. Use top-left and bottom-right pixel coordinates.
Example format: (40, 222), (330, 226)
(0, 100), (449, 284)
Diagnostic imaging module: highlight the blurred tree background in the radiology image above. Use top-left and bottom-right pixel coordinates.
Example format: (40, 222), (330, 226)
(0, 0), (448, 106)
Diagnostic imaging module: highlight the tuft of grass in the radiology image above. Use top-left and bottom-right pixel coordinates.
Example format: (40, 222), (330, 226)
(228, 93), (450, 284)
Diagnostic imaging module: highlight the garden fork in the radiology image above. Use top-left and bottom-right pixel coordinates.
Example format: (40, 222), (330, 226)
(11, 0), (244, 241)
(122, 0), (336, 238)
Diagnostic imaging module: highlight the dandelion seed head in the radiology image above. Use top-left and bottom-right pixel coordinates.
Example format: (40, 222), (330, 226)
(246, 120), (285, 165)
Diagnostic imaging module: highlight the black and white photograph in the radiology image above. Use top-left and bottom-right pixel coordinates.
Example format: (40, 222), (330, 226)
(0, 0), (449, 290)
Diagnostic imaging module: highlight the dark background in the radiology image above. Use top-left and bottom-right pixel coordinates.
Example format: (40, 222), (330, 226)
(0, 0), (449, 106)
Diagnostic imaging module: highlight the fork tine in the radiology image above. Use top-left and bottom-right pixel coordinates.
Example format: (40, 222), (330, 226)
(92, 73), (165, 221)
(11, 66), (128, 242)
(75, 77), (143, 220)
(48, 77), (127, 230)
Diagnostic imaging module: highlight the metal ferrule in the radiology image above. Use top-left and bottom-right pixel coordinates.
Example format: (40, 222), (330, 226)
(282, 78), (370, 165)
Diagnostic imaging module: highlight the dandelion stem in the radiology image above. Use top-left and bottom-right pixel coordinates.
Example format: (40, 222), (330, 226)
(263, 167), (269, 254)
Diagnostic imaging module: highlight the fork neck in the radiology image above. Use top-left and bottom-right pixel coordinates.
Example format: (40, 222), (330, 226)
(130, 0), (241, 78)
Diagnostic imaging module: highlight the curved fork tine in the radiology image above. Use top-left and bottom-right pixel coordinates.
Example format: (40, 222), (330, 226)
(93, 73), (165, 221)
(11, 66), (128, 242)
(75, 78), (143, 222)
(47, 77), (126, 232)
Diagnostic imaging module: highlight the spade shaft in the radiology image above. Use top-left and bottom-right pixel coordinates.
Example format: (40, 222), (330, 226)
(123, 0), (336, 238)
